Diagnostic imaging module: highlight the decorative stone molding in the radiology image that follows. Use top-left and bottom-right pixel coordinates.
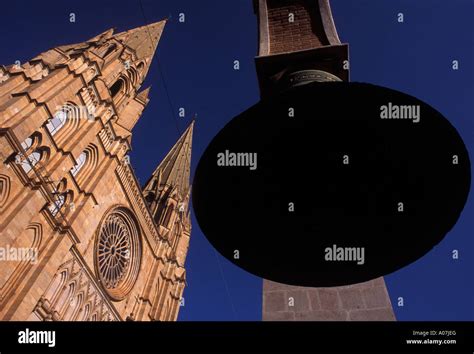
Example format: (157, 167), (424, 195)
(0, 174), (11, 208)
(33, 256), (119, 321)
(116, 163), (160, 244)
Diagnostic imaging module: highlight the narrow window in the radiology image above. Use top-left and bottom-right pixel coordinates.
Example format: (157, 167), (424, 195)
(71, 152), (87, 176)
(46, 109), (68, 136)
(21, 151), (41, 173)
(110, 79), (123, 98)
(102, 44), (117, 58)
(49, 193), (65, 216)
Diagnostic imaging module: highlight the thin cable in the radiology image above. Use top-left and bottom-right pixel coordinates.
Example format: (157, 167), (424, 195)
(137, 0), (237, 319)
(138, 0), (182, 134)
(212, 248), (238, 320)
(138, 0), (193, 181)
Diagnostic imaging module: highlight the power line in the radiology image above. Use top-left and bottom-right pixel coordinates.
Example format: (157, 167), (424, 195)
(137, 0), (238, 320)
(138, 0), (182, 135)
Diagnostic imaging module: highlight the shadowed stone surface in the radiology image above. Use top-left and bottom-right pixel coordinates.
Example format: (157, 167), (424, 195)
(263, 278), (395, 321)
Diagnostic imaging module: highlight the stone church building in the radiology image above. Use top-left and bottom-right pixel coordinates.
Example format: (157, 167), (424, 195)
(0, 20), (194, 321)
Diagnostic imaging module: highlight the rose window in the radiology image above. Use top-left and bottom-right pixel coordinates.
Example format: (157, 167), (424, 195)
(95, 207), (141, 300)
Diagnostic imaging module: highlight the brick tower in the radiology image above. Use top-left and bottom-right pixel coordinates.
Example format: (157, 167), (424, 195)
(254, 0), (396, 321)
(0, 21), (193, 321)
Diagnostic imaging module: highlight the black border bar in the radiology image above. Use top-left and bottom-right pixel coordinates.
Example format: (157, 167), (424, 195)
(0, 321), (472, 352)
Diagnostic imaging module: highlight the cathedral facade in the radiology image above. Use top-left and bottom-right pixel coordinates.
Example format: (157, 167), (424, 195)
(0, 20), (193, 321)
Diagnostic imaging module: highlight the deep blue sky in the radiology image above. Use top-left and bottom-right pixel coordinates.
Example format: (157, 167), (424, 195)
(1, 0), (472, 321)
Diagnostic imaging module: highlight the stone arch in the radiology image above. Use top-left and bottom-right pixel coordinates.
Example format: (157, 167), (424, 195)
(171, 224), (181, 250)
(21, 148), (49, 175)
(11, 132), (44, 174)
(110, 76), (128, 104)
(74, 144), (99, 185)
(110, 68), (140, 107)
(162, 200), (177, 229)
(70, 151), (87, 177)
(63, 291), (84, 320)
(127, 67), (139, 86)
(35, 145), (50, 165)
(48, 178), (74, 216)
(56, 281), (76, 318)
(0, 174), (11, 208)
(54, 102), (82, 144)
(0, 223), (42, 301)
(79, 303), (91, 321)
(101, 43), (117, 59)
(21, 132), (42, 153)
(136, 61), (145, 76)
(145, 190), (155, 202)
(43, 268), (69, 305)
(57, 177), (67, 193)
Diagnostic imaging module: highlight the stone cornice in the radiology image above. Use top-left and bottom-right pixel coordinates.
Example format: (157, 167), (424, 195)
(116, 162), (169, 259)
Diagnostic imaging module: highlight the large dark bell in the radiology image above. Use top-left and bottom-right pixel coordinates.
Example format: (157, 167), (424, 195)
(192, 82), (471, 287)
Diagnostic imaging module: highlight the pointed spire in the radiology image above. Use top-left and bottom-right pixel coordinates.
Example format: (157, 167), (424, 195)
(87, 28), (115, 43)
(56, 28), (115, 54)
(143, 120), (194, 200)
(110, 20), (166, 81)
(136, 86), (151, 103)
(113, 20), (166, 71)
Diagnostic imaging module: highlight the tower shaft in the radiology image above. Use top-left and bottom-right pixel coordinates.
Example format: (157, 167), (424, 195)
(255, 0), (396, 321)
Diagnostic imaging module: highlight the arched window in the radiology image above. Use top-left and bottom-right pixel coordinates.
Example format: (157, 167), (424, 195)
(71, 152), (87, 176)
(110, 79), (124, 98)
(63, 293), (83, 320)
(0, 174), (10, 208)
(48, 179), (71, 216)
(16, 134), (44, 174)
(44, 269), (68, 305)
(136, 62), (145, 73)
(21, 151), (41, 173)
(54, 282), (75, 317)
(21, 137), (33, 152)
(49, 193), (65, 216)
(0, 223), (42, 302)
(102, 44), (117, 59)
(172, 226), (180, 250)
(80, 304), (91, 321)
(46, 109), (68, 136)
(145, 192), (155, 204)
(162, 203), (174, 228)
(72, 144), (99, 187)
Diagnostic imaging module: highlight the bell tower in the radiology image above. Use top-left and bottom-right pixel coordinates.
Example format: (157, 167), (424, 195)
(254, 0), (348, 97)
(255, 0), (396, 321)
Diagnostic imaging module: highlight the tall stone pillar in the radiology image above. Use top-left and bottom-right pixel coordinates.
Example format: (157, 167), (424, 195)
(253, 0), (396, 321)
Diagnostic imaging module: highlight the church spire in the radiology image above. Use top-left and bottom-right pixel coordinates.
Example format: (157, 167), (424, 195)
(112, 20), (166, 79)
(143, 120), (194, 224)
(87, 28), (115, 43)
